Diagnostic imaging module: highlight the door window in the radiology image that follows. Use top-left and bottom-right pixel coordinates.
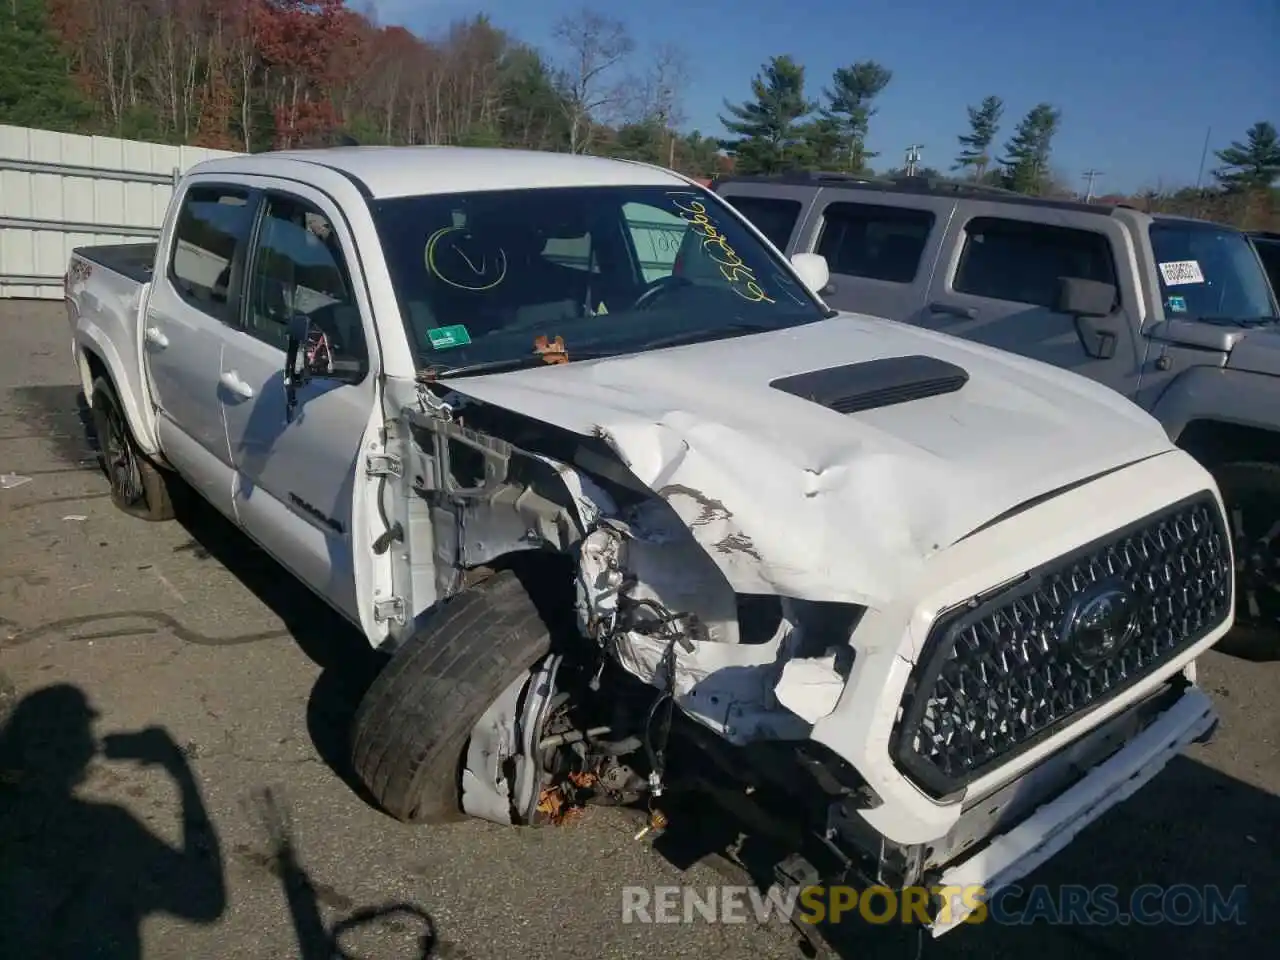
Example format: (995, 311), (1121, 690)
(244, 194), (367, 372)
(953, 217), (1117, 309)
(720, 196), (802, 251)
(168, 184), (255, 322)
(815, 203), (935, 284)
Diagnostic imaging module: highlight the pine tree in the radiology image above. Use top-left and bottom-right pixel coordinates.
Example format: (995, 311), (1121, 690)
(0, 0), (91, 131)
(954, 96), (1003, 180)
(1212, 121), (1280, 192)
(816, 61), (892, 173)
(998, 103), (1061, 195)
(718, 55), (815, 175)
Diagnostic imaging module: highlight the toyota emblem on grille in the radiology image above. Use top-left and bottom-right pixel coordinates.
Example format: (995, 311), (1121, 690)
(1060, 581), (1139, 668)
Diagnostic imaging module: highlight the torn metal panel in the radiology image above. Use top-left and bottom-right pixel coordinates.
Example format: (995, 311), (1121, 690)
(439, 313), (1176, 607)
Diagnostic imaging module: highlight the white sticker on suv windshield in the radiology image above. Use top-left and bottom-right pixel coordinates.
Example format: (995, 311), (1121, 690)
(1158, 260), (1205, 286)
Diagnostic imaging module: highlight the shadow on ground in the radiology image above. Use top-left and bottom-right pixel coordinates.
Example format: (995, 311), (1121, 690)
(0, 681), (448, 959)
(651, 755), (1278, 960)
(0, 682), (226, 959)
(8, 384), (388, 810)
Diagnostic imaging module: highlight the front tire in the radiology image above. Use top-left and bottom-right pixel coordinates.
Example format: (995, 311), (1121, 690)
(89, 375), (174, 521)
(1213, 462), (1280, 659)
(349, 570), (555, 823)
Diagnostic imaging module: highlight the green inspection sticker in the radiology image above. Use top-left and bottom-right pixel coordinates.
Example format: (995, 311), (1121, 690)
(427, 324), (472, 350)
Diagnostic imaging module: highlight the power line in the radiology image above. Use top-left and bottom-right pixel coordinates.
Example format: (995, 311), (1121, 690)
(1082, 168), (1104, 202)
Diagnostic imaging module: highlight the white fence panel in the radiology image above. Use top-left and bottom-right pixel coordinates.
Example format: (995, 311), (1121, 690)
(0, 125), (242, 299)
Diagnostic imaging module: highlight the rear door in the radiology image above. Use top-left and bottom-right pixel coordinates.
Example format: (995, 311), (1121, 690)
(921, 206), (1144, 397)
(794, 191), (954, 322)
(143, 179), (259, 516)
(218, 183), (380, 626)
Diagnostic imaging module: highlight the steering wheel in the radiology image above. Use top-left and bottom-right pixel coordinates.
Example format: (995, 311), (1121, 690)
(632, 275), (694, 310)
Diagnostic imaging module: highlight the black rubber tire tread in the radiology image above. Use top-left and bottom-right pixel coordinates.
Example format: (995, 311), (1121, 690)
(1210, 461), (1280, 660)
(350, 569), (554, 823)
(90, 375), (175, 522)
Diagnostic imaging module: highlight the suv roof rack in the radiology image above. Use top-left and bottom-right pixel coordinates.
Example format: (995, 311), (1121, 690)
(712, 171), (1115, 215)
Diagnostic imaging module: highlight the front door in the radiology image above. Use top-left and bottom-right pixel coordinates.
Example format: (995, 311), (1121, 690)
(143, 180), (258, 516)
(219, 186), (380, 625)
(920, 207), (1144, 397)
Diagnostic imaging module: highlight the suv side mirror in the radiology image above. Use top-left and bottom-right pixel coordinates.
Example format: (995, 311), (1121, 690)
(1056, 277), (1120, 360)
(790, 253), (830, 296)
(1055, 277), (1116, 317)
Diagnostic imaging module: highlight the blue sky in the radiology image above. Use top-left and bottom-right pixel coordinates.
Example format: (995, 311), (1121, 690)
(370, 0), (1279, 194)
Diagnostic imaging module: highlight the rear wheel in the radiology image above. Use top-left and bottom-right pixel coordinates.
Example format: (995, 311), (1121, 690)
(90, 375), (174, 521)
(1213, 462), (1280, 659)
(349, 569), (555, 823)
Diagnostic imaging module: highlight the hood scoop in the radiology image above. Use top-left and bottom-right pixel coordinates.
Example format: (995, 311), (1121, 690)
(769, 354), (969, 414)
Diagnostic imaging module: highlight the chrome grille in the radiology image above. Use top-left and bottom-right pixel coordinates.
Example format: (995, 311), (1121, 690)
(892, 492), (1232, 796)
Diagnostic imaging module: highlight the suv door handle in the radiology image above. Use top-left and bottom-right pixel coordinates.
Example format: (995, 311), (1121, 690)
(928, 302), (977, 320)
(144, 326), (169, 348)
(219, 370), (254, 400)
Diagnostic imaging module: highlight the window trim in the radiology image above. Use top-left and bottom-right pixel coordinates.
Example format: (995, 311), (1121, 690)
(236, 187), (370, 384)
(950, 215), (1121, 310)
(165, 181), (260, 326)
(814, 200), (938, 286)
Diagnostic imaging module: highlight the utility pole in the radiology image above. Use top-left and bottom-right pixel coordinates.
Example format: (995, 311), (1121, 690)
(1194, 126), (1212, 190)
(1082, 168), (1103, 202)
(904, 143), (924, 177)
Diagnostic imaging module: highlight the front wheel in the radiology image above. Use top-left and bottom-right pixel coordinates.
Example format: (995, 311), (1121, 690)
(89, 376), (175, 521)
(1213, 462), (1280, 659)
(349, 570), (555, 823)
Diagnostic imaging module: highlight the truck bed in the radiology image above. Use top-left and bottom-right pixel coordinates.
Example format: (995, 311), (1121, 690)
(74, 243), (158, 285)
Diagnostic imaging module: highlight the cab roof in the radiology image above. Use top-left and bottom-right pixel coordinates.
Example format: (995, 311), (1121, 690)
(189, 145), (690, 199)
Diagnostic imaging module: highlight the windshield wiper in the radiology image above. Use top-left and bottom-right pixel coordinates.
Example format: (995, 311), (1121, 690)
(1196, 315), (1280, 328)
(633, 322), (781, 352)
(429, 349), (613, 378)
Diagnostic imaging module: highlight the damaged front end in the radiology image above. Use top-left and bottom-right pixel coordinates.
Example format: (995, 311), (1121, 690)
(368, 370), (1230, 943)
(371, 377), (881, 833)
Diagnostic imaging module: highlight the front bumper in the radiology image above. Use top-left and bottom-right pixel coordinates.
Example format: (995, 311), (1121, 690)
(810, 448), (1234, 847)
(927, 683), (1218, 936)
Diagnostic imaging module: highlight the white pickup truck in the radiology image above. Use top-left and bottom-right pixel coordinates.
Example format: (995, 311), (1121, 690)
(65, 146), (1234, 942)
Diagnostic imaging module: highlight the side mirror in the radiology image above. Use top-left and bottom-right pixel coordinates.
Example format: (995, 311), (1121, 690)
(1055, 277), (1120, 360)
(1055, 277), (1116, 317)
(790, 253), (831, 296)
(284, 313), (313, 421)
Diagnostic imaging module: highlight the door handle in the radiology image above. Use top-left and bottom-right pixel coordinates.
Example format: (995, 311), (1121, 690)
(219, 370), (254, 400)
(927, 302), (977, 320)
(144, 326), (169, 348)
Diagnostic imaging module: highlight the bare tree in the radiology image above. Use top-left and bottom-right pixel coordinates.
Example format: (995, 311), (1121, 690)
(632, 42), (688, 168)
(551, 9), (634, 154)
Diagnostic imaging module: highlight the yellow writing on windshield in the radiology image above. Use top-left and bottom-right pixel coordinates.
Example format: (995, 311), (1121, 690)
(667, 194), (776, 304)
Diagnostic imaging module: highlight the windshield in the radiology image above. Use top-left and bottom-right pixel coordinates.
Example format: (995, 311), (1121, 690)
(368, 184), (828, 374)
(1149, 221), (1279, 325)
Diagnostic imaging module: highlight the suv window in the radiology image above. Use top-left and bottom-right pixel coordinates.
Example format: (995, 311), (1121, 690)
(169, 184), (255, 322)
(244, 194), (367, 371)
(816, 203), (935, 284)
(953, 217), (1117, 308)
(720, 196), (802, 251)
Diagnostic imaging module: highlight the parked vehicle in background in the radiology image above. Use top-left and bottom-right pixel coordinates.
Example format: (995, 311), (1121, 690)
(714, 172), (1280, 656)
(1250, 231), (1280, 299)
(64, 147), (1234, 950)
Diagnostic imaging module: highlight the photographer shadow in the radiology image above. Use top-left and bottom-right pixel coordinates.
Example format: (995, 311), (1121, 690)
(251, 786), (443, 959)
(0, 683), (226, 959)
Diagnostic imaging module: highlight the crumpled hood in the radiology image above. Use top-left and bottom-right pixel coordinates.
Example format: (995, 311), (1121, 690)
(1226, 327), (1280, 376)
(444, 312), (1175, 606)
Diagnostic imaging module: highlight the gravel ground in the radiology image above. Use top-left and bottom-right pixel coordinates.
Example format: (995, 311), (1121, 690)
(1, 298), (1276, 960)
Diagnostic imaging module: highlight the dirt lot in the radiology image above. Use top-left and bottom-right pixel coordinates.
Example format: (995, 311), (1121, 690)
(1, 299), (1277, 960)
